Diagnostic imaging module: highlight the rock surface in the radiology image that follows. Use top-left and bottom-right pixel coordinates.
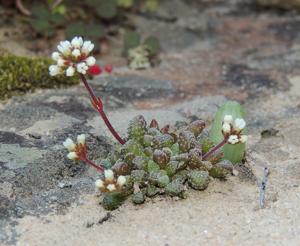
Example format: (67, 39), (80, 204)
(1, 0), (300, 245)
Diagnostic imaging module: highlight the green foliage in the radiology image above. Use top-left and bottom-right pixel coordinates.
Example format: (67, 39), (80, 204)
(145, 0), (159, 11)
(65, 22), (105, 51)
(29, 4), (65, 37)
(0, 53), (78, 100)
(123, 31), (160, 56)
(118, 0), (134, 8)
(210, 101), (246, 163)
(101, 116), (234, 210)
(122, 30), (141, 56)
(123, 30), (160, 69)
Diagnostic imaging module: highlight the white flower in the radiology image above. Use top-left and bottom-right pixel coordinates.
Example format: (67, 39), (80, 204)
(50, 37), (98, 77)
(77, 134), (86, 145)
(66, 66), (75, 77)
(76, 62), (88, 74)
(86, 56), (96, 66)
(81, 40), (94, 55)
(71, 36), (83, 48)
(107, 184), (116, 192)
(67, 152), (78, 160)
(57, 58), (66, 67)
(223, 115), (233, 124)
(104, 169), (114, 182)
(57, 40), (71, 55)
(228, 135), (239, 144)
(240, 135), (248, 143)
(234, 118), (246, 131)
(49, 65), (61, 76)
(72, 49), (81, 58)
(51, 52), (61, 61)
(117, 176), (126, 187)
(222, 122), (231, 133)
(95, 179), (104, 189)
(63, 138), (76, 151)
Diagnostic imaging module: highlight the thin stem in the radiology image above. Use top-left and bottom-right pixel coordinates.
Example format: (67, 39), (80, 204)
(79, 74), (125, 145)
(80, 156), (104, 172)
(202, 138), (228, 160)
(97, 109), (126, 145)
(79, 74), (98, 102)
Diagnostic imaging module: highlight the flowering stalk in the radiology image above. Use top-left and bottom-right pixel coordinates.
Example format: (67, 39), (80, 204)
(202, 137), (228, 160)
(63, 134), (104, 173)
(49, 37), (125, 145)
(203, 115), (248, 161)
(80, 156), (104, 172)
(79, 74), (125, 145)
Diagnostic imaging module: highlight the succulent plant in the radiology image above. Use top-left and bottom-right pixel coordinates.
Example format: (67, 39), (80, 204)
(97, 115), (235, 210)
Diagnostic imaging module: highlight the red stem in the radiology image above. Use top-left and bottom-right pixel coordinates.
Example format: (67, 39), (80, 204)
(80, 156), (104, 172)
(202, 138), (228, 160)
(79, 74), (125, 145)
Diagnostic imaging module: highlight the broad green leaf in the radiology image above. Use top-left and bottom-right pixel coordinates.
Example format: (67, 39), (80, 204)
(144, 36), (160, 55)
(145, 0), (159, 12)
(96, 1), (117, 19)
(50, 13), (65, 26)
(30, 19), (50, 32)
(65, 22), (86, 38)
(118, 0), (134, 8)
(210, 101), (246, 164)
(31, 5), (50, 19)
(53, 5), (66, 15)
(85, 23), (105, 39)
(122, 30), (140, 56)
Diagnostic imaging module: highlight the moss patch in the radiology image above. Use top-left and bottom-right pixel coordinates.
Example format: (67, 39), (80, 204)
(0, 52), (78, 100)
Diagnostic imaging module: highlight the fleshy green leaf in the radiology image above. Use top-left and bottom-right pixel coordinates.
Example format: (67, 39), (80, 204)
(210, 101), (246, 164)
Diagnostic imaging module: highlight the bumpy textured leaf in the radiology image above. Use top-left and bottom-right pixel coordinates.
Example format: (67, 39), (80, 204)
(210, 101), (246, 163)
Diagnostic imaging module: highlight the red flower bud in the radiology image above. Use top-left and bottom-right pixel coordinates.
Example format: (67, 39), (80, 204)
(88, 65), (102, 76)
(104, 64), (113, 73)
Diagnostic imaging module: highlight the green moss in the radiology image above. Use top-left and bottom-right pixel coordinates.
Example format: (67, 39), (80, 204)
(0, 53), (78, 100)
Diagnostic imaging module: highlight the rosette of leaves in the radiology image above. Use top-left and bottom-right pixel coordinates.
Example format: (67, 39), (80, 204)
(29, 4), (65, 37)
(122, 30), (160, 69)
(99, 115), (235, 210)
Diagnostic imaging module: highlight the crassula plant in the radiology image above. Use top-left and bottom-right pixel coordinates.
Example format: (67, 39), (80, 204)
(49, 37), (248, 210)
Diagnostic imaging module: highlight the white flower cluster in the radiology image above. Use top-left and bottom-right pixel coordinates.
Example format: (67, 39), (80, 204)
(49, 37), (96, 77)
(222, 115), (248, 145)
(95, 169), (127, 192)
(63, 134), (86, 160)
